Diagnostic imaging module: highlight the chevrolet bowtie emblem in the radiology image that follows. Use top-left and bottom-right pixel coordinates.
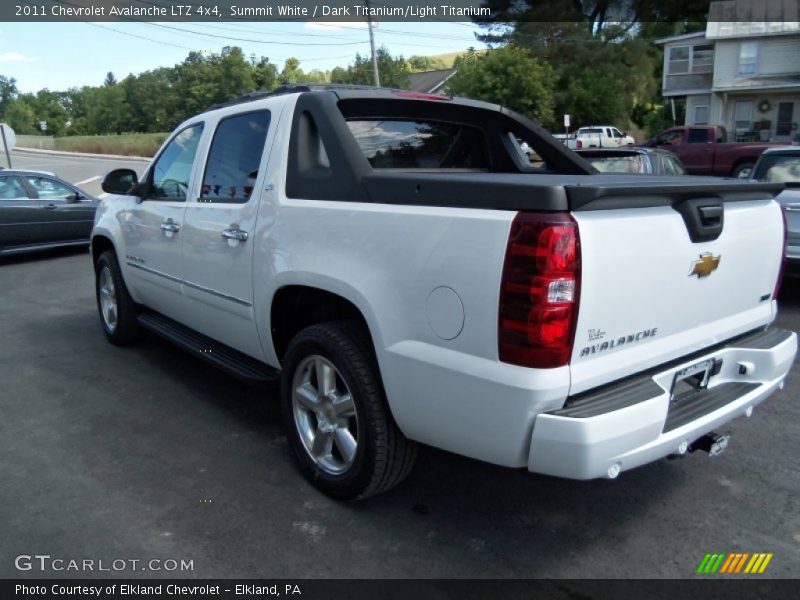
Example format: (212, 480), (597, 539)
(689, 253), (721, 278)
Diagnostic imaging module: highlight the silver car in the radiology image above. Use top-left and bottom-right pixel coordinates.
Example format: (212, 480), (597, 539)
(751, 147), (800, 264)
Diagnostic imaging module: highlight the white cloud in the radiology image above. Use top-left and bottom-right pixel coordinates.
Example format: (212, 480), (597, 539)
(0, 52), (40, 63)
(305, 21), (368, 31)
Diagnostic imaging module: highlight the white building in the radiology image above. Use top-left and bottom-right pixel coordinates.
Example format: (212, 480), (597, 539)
(656, 1), (800, 143)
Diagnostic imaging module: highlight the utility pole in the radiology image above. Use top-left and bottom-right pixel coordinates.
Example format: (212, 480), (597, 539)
(364, 1), (380, 87)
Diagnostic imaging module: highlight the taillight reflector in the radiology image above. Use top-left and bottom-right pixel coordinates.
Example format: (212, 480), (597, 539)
(499, 212), (581, 368)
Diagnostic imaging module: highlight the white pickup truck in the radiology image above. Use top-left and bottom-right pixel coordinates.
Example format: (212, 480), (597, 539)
(93, 85), (795, 500)
(573, 125), (636, 149)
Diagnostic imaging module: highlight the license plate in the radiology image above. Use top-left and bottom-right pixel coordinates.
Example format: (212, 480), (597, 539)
(670, 359), (714, 402)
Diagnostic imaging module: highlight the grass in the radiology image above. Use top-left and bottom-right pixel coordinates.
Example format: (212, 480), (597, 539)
(52, 133), (168, 157)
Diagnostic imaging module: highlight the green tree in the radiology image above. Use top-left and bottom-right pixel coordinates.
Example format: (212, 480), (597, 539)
(4, 96), (38, 134)
(0, 75), (18, 120)
(446, 46), (556, 125)
(330, 47), (411, 89)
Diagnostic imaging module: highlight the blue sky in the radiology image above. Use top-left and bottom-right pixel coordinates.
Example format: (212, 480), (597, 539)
(0, 21), (486, 93)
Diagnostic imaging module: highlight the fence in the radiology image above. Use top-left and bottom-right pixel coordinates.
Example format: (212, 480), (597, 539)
(16, 135), (55, 150)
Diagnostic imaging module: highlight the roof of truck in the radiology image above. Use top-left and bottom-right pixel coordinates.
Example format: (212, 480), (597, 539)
(203, 84), (500, 114)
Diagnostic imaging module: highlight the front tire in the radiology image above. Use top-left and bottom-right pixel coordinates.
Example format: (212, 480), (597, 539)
(95, 250), (141, 345)
(280, 321), (417, 500)
(732, 161), (755, 179)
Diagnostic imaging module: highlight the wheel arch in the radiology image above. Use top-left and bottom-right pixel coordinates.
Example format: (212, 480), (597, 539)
(270, 284), (378, 364)
(90, 233), (117, 272)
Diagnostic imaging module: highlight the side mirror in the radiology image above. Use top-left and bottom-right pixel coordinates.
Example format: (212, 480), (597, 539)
(102, 168), (139, 195)
(65, 193), (81, 203)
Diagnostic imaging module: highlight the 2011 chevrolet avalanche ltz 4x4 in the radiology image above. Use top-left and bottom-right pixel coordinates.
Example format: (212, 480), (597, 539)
(91, 85), (796, 499)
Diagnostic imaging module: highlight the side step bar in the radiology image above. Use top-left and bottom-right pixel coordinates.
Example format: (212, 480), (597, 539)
(137, 311), (280, 384)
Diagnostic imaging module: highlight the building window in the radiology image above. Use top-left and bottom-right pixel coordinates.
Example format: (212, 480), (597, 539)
(739, 41), (758, 75)
(691, 45), (714, 73)
(734, 101), (754, 139)
(693, 105), (710, 125)
(668, 46), (690, 74)
(667, 44), (713, 75)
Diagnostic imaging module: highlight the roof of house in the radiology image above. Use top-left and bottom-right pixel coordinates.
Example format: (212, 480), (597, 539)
(406, 69), (457, 94)
(654, 31), (707, 45)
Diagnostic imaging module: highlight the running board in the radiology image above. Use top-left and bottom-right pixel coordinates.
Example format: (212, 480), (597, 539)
(137, 311), (280, 384)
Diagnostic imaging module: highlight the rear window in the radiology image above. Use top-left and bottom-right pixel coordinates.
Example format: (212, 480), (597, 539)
(754, 154), (800, 183)
(581, 153), (645, 174)
(346, 119), (488, 170)
(579, 128), (604, 134)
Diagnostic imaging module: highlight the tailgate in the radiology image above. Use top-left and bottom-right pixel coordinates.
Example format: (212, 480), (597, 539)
(566, 179), (784, 394)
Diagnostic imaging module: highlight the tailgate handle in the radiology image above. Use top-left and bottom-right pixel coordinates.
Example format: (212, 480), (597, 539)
(674, 198), (724, 243)
(698, 205), (722, 226)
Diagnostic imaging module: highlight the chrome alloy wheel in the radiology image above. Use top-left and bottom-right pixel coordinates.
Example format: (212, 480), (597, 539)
(291, 355), (359, 475)
(98, 266), (118, 333)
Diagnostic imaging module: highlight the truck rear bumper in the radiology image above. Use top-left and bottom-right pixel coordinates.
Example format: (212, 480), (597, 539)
(528, 327), (796, 479)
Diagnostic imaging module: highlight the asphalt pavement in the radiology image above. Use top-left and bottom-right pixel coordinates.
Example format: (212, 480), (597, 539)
(1, 246), (798, 579)
(5, 149), (148, 198)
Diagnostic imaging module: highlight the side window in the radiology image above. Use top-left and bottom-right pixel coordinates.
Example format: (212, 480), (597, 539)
(201, 110), (271, 204)
(149, 123), (204, 201)
(687, 128), (708, 144)
(656, 130), (682, 145)
(26, 177), (75, 199)
(0, 175), (29, 200)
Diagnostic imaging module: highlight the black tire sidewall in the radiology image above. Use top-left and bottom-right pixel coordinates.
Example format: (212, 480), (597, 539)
(95, 250), (139, 345)
(280, 324), (381, 500)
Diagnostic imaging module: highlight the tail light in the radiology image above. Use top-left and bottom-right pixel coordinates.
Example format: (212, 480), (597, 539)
(499, 212), (581, 368)
(774, 206), (787, 300)
(576, 140), (583, 149)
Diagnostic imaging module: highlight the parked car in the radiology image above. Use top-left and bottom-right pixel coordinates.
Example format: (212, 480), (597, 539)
(642, 125), (780, 178)
(93, 84), (794, 500)
(577, 148), (687, 175)
(0, 169), (98, 255)
(573, 126), (635, 149)
(752, 146), (800, 265)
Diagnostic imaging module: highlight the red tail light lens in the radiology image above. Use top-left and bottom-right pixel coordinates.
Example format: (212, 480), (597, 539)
(499, 212), (581, 368)
(774, 205), (787, 300)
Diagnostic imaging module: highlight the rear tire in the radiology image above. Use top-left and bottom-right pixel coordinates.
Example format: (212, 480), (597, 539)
(95, 250), (141, 345)
(280, 320), (417, 500)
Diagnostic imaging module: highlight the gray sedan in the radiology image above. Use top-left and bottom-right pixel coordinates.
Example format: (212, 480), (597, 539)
(576, 147), (687, 175)
(0, 169), (98, 255)
(751, 146), (800, 265)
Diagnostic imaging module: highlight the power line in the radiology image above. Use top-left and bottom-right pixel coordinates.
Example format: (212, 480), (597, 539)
(84, 22), (196, 50)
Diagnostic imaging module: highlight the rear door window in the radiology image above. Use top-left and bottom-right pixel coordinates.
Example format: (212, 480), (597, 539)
(201, 110), (271, 203)
(687, 128), (709, 143)
(346, 120), (488, 170)
(0, 175), (29, 199)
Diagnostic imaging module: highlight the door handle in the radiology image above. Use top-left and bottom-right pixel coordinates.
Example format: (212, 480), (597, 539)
(42, 204), (57, 210)
(221, 227), (248, 242)
(160, 221), (180, 233)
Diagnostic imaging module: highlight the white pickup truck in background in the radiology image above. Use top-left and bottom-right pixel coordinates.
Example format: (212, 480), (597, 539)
(92, 85), (795, 500)
(573, 125), (636, 148)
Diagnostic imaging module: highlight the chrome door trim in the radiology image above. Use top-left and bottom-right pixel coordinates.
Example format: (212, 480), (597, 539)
(126, 262), (252, 307)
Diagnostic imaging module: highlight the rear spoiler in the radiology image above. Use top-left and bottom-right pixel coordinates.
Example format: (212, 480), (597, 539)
(567, 179), (784, 211)
(359, 172), (784, 213)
